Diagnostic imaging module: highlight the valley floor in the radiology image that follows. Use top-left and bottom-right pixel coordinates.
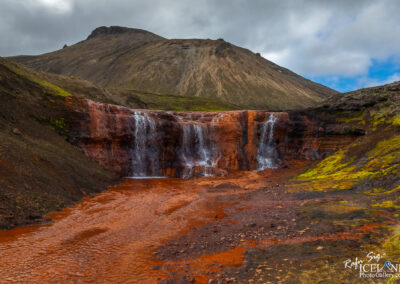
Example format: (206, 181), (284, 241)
(0, 164), (397, 283)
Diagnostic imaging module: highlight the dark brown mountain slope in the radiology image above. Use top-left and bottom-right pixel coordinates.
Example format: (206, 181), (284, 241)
(11, 26), (338, 110)
(0, 57), (118, 229)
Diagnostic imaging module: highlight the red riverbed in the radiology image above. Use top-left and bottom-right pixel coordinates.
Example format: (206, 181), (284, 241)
(0, 165), (335, 283)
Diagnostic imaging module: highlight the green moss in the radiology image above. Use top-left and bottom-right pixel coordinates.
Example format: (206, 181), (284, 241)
(336, 112), (366, 125)
(368, 94), (400, 128)
(294, 135), (400, 194)
(371, 199), (400, 209)
(4, 60), (72, 97)
(391, 114), (400, 126)
(37, 80), (72, 97)
(321, 203), (365, 214)
(384, 226), (400, 252)
(299, 136), (400, 181)
(297, 151), (364, 181)
(38, 117), (69, 138)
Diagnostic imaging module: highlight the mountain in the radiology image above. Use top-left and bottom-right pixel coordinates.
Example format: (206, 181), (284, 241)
(10, 26), (338, 110)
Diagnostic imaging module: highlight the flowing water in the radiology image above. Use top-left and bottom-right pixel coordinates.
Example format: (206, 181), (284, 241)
(257, 113), (279, 170)
(96, 109), (282, 178)
(131, 112), (159, 177)
(181, 123), (215, 178)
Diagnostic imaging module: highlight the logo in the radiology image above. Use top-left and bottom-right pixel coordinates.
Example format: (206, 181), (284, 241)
(344, 252), (400, 279)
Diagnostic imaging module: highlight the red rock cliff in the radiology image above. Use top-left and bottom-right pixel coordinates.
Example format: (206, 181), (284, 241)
(64, 97), (361, 177)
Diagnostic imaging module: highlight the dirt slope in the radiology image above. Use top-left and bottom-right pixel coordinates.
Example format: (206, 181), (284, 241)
(0, 57), (118, 229)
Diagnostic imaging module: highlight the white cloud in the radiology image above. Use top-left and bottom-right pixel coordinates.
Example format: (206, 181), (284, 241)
(362, 73), (400, 88)
(28, 0), (73, 13)
(0, 0), (399, 82)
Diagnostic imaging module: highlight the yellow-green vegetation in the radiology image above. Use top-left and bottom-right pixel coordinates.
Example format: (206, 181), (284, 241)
(320, 202), (365, 214)
(3, 59), (72, 97)
(369, 95), (400, 128)
(336, 112), (366, 126)
(384, 226), (400, 255)
(293, 135), (400, 192)
(38, 80), (72, 97)
(38, 117), (69, 138)
(391, 114), (400, 126)
(295, 149), (374, 186)
(365, 185), (400, 196)
(382, 227), (400, 283)
(129, 90), (238, 111)
(372, 199), (400, 209)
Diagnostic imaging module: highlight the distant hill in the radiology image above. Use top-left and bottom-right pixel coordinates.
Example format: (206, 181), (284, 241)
(10, 26), (338, 110)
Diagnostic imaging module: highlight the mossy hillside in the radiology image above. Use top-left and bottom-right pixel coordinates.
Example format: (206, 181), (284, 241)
(1, 58), (72, 98)
(294, 134), (400, 193)
(328, 88), (400, 131)
(284, 87), (400, 282)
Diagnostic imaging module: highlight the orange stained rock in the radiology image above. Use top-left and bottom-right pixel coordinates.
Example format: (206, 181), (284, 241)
(0, 173), (271, 283)
(164, 246), (246, 284)
(65, 96), (352, 177)
(0, 178), (219, 283)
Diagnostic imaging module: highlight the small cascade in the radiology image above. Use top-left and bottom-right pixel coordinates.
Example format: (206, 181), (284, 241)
(257, 113), (279, 170)
(181, 123), (215, 178)
(131, 112), (160, 177)
(76, 98), (326, 178)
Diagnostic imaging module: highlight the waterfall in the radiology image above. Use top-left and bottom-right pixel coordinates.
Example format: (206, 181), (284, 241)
(181, 123), (214, 178)
(257, 113), (279, 170)
(131, 112), (160, 177)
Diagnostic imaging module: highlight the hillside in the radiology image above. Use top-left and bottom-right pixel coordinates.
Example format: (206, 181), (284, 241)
(11, 26), (338, 110)
(278, 81), (400, 281)
(0, 57), (118, 229)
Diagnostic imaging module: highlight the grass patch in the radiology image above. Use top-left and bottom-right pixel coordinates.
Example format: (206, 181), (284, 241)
(128, 90), (239, 111)
(3, 60), (72, 97)
(38, 117), (69, 138)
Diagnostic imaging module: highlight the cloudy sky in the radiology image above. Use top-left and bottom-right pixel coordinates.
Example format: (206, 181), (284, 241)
(1, 0), (399, 92)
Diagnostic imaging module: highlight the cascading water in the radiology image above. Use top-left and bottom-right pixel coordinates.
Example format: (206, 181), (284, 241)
(78, 99), (328, 178)
(181, 123), (215, 178)
(257, 113), (279, 170)
(131, 112), (160, 177)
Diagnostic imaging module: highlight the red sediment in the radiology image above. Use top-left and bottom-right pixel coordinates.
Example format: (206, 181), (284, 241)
(64, 97), (357, 177)
(164, 246), (246, 284)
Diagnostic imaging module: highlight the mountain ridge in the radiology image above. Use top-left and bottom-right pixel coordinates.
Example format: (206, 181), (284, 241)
(10, 26), (338, 110)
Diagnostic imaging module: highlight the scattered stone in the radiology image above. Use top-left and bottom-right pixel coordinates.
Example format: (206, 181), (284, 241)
(13, 128), (22, 135)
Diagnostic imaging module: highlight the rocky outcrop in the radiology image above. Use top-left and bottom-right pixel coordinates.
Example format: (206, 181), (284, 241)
(65, 97), (363, 178)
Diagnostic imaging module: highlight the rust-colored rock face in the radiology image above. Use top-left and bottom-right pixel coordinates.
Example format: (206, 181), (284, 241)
(65, 97), (360, 177)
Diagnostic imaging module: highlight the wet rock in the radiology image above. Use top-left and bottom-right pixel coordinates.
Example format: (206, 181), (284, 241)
(65, 97), (361, 178)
